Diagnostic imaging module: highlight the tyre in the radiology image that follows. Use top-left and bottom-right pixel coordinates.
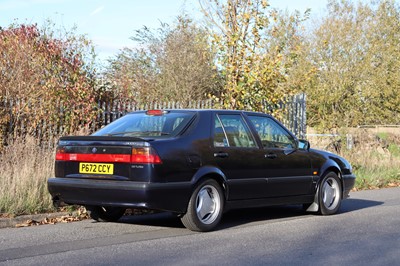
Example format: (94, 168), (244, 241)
(180, 179), (224, 232)
(318, 172), (342, 215)
(86, 206), (126, 222)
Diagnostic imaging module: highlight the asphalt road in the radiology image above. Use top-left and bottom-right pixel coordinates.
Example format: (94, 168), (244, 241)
(0, 188), (399, 266)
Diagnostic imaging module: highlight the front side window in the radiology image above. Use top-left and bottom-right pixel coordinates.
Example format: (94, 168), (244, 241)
(248, 116), (296, 149)
(213, 114), (256, 148)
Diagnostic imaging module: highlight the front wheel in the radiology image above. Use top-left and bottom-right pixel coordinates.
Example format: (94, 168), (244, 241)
(318, 172), (342, 215)
(86, 206), (125, 222)
(181, 179), (224, 232)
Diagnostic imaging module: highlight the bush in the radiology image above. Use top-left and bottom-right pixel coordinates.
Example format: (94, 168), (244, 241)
(0, 23), (99, 148)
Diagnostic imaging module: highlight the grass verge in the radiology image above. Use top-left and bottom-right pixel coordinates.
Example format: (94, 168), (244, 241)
(353, 167), (400, 190)
(0, 136), (56, 215)
(310, 129), (400, 191)
(343, 131), (400, 190)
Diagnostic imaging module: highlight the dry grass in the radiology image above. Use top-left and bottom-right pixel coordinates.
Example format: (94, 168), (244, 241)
(309, 129), (400, 190)
(344, 132), (400, 190)
(0, 136), (56, 215)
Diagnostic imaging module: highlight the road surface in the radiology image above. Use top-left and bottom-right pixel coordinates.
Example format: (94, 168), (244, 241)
(0, 188), (399, 265)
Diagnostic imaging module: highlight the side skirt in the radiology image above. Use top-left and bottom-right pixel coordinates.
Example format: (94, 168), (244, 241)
(225, 195), (315, 211)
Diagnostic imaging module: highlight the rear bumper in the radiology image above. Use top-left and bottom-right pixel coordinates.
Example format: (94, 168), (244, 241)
(47, 177), (192, 213)
(342, 173), (356, 198)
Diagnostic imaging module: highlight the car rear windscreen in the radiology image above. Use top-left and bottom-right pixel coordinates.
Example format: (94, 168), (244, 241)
(93, 111), (195, 138)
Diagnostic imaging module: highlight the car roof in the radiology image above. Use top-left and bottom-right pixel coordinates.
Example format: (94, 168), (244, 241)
(127, 109), (272, 117)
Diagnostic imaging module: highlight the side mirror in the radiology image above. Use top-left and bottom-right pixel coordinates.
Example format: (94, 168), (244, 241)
(298, 139), (310, 150)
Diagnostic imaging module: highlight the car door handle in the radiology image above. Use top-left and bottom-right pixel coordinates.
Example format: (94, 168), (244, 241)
(214, 152), (229, 158)
(265, 153), (278, 159)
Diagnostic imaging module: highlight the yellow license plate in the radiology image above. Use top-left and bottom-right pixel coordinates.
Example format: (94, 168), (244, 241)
(79, 163), (114, 175)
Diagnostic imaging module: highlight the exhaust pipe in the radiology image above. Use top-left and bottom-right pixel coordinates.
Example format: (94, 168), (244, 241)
(52, 196), (65, 208)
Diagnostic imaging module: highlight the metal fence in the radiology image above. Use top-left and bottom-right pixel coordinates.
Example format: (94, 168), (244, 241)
(1, 94), (306, 143)
(97, 100), (214, 127)
(97, 94), (307, 138)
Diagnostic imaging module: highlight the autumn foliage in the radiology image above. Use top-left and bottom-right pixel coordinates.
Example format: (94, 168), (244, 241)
(198, 0), (312, 117)
(0, 23), (98, 145)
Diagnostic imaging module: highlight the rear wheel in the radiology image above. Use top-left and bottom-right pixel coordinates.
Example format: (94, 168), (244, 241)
(86, 206), (125, 222)
(318, 172), (342, 215)
(181, 179), (224, 232)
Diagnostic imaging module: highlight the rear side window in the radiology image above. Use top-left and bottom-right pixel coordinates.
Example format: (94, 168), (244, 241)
(214, 114), (256, 148)
(93, 111), (195, 137)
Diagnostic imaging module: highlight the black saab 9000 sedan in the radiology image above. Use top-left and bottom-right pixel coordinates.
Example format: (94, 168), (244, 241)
(48, 109), (355, 231)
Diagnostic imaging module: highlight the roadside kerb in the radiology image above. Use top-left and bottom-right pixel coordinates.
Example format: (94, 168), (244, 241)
(0, 212), (70, 229)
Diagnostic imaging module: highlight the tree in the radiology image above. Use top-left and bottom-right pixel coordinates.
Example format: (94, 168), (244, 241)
(362, 0), (400, 125)
(107, 15), (221, 104)
(305, 0), (400, 129)
(200, 0), (310, 114)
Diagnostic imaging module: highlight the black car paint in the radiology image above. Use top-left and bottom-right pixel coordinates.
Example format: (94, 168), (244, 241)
(48, 110), (356, 215)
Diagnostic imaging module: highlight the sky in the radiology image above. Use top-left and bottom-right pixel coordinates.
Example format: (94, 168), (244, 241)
(0, 0), (329, 65)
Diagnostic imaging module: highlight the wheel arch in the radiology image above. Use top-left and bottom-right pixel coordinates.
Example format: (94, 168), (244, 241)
(181, 167), (226, 231)
(190, 166), (228, 199)
(318, 153), (341, 177)
(319, 163), (345, 197)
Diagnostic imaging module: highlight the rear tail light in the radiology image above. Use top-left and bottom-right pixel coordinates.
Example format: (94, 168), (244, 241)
(131, 147), (162, 164)
(55, 147), (67, 161)
(55, 146), (162, 164)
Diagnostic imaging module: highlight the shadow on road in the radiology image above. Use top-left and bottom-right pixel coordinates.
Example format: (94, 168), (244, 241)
(117, 205), (309, 231)
(115, 198), (384, 231)
(218, 205), (309, 230)
(119, 212), (185, 229)
(339, 198), (383, 213)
